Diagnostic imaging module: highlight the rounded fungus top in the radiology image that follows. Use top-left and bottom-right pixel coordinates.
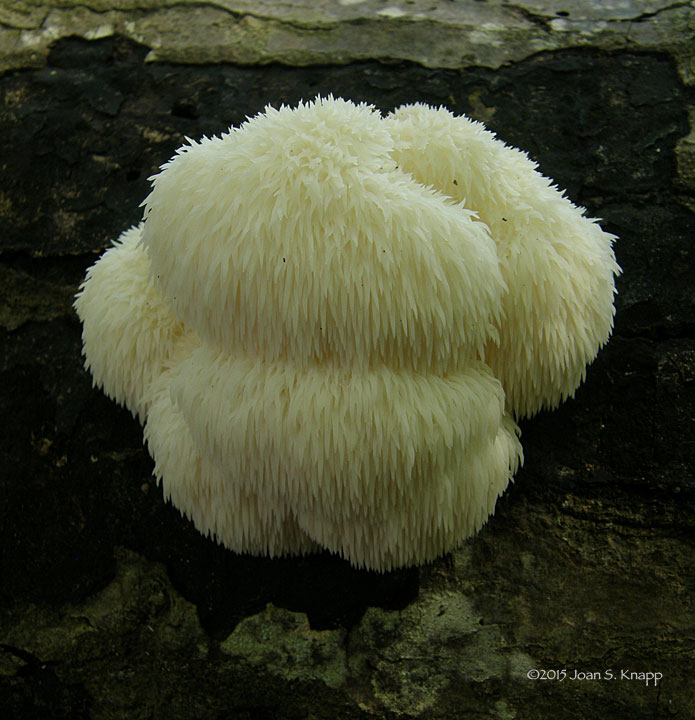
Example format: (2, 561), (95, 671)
(141, 98), (504, 373)
(74, 96), (619, 571)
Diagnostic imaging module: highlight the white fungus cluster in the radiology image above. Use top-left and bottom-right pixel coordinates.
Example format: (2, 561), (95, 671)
(75, 96), (619, 571)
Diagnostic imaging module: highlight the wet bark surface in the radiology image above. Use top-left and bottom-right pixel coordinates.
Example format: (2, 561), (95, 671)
(1, 36), (694, 719)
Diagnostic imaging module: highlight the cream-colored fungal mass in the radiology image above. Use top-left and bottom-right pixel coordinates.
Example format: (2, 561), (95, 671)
(74, 96), (619, 571)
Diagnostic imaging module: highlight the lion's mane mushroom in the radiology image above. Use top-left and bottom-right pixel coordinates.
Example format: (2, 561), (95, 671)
(75, 96), (619, 571)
